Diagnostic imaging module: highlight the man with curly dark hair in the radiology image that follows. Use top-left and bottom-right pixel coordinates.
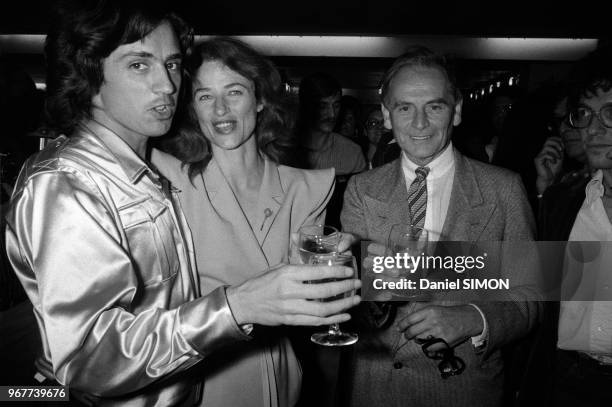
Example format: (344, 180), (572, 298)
(4, 1), (360, 405)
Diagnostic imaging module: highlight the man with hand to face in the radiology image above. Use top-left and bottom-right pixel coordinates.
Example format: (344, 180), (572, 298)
(341, 46), (538, 407)
(531, 46), (612, 407)
(4, 1), (360, 405)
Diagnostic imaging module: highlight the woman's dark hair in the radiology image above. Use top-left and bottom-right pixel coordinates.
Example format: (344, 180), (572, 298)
(164, 37), (294, 180)
(44, 0), (193, 135)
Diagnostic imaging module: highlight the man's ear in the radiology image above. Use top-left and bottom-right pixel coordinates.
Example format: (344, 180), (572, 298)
(453, 97), (463, 127)
(381, 103), (392, 130)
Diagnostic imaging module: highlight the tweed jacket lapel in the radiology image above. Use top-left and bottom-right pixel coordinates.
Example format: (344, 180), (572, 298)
(362, 160), (413, 244)
(440, 150), (496, 241)
(362, 150), (496, 243)
(361, 159), (423, 354)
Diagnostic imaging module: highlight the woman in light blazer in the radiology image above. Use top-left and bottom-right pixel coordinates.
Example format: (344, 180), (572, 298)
(152, 37), (336, 407)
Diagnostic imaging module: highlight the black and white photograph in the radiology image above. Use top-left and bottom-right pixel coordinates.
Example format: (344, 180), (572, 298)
(1, 1), (611, 406)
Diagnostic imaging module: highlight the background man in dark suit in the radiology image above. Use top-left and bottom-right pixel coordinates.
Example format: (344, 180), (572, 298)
(341, 46), (539, 407)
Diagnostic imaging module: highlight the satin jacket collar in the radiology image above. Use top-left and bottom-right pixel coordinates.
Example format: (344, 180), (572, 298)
(78, 120), (154, 184)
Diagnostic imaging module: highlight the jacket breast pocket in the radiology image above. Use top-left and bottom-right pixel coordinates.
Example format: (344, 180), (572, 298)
(118, 199), (180, 286)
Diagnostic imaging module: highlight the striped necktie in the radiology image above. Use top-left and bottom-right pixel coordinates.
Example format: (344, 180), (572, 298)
(407, 166), (430, 229)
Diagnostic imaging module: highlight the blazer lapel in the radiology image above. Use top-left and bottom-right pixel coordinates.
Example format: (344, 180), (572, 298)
(201, 159), (271, 270)
(255, 160), (284, 246)
(441, 151), (496, 241)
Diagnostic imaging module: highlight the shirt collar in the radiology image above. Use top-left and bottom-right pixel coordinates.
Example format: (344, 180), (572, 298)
(401, 141), (454, 181)
(585, 169), (605, 206)
(79, 119), (153, 184)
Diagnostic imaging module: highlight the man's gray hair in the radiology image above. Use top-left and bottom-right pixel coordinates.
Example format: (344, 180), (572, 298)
(379, 46), (461, 106)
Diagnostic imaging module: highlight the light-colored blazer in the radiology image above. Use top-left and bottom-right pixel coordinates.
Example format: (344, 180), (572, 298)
(151, 149), (335, 407)
(341, 149), (539, 407)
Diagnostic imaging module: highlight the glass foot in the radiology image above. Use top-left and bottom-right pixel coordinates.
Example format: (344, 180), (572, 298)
(311, 331), (358, 346)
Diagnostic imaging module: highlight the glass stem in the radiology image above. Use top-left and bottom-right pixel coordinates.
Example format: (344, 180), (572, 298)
(328, 323), (341, 335)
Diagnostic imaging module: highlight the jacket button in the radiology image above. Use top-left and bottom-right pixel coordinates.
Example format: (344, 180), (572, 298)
(393, 362), (403, 369)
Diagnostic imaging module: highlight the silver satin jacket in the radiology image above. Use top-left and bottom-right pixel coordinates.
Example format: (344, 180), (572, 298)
(4, 121), (251, 406)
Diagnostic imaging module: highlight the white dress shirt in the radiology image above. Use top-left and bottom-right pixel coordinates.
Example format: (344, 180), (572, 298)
(401, 141), (455, 242)
(558, 170), (612, 363)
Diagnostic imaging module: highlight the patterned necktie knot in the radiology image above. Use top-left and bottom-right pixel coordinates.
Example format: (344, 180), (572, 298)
(415, 166), (430, 181)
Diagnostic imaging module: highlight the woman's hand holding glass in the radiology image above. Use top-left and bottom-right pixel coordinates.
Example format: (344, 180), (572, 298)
(226, 262), (361, 327)
(295, 225), (360, 345)
(226, 225), (361, 328)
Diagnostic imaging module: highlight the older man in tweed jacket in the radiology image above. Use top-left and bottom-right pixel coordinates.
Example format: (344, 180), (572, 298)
(341, 46), (539, 407)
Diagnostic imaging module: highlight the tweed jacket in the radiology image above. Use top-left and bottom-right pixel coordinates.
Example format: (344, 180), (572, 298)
(340, 149), (539, 407)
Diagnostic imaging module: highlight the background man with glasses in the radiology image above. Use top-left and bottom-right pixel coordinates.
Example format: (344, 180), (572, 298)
(530, 45), (612, 407)
(365, 107), (400, 169)
(341, 46), (539, 407)
(533, 86), (589, 201)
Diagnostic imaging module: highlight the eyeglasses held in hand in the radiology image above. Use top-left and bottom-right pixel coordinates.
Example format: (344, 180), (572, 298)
(420, 337), (466, 379)
(568, 104), (612, 129)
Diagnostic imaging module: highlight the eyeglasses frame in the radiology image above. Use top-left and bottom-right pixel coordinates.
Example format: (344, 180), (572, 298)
(419, 337), (466, 379)
(569, 104), (612, 129)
